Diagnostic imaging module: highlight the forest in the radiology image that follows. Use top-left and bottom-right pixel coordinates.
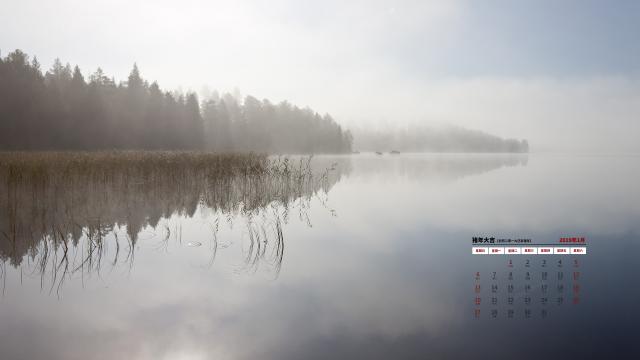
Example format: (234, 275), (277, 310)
(0, 49), (353, 153)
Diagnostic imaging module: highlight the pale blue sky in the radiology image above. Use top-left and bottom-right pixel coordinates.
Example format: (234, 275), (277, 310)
(392, 0), (640, 77)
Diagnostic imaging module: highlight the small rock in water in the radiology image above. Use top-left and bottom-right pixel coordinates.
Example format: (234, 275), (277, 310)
(187, 241), (202, 247)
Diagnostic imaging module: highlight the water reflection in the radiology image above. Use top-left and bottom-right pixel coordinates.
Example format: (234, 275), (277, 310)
(2, 153), (638, 360)
(0, 154), (345, 291)
(0, 153), (524, 276)
(347, 153), (528, 181)
(0, 153), (529, 295)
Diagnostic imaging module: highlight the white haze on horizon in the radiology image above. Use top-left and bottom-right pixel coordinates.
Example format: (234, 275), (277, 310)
(1, 0), (639, 153)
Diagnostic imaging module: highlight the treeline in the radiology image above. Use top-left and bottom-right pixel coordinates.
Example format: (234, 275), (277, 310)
(0, 49), (353, 153)
(353, 124), (529, 153)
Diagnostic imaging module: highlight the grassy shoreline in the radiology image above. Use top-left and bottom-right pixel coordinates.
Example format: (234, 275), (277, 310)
(0, 151), (271, 177)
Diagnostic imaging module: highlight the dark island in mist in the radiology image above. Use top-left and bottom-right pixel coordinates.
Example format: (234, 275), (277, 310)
(0, 49), (528, 153)
(353, 125), (529, 153)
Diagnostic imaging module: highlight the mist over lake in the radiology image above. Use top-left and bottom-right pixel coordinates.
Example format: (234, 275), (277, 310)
(2, 0), (640, 359)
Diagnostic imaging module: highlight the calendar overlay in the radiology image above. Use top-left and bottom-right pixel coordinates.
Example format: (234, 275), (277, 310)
(472, 236), (586, 255)
(472, 237), (585, 319)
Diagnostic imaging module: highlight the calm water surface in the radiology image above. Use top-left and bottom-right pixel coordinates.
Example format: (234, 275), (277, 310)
(1, 153), (639, 359)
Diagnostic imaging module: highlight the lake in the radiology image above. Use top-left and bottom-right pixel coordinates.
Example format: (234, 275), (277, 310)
(1, 153), (639, 359)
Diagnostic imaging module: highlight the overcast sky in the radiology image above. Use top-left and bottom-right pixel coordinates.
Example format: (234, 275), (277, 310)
(2, 0), (639, 152)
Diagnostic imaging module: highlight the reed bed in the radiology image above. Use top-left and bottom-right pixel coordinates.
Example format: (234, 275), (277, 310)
(0, 151), (270, 181)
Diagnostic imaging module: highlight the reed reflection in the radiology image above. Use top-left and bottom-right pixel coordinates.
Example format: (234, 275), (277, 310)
(0, 152), (528, 294)
(0, 152), (345, 293)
